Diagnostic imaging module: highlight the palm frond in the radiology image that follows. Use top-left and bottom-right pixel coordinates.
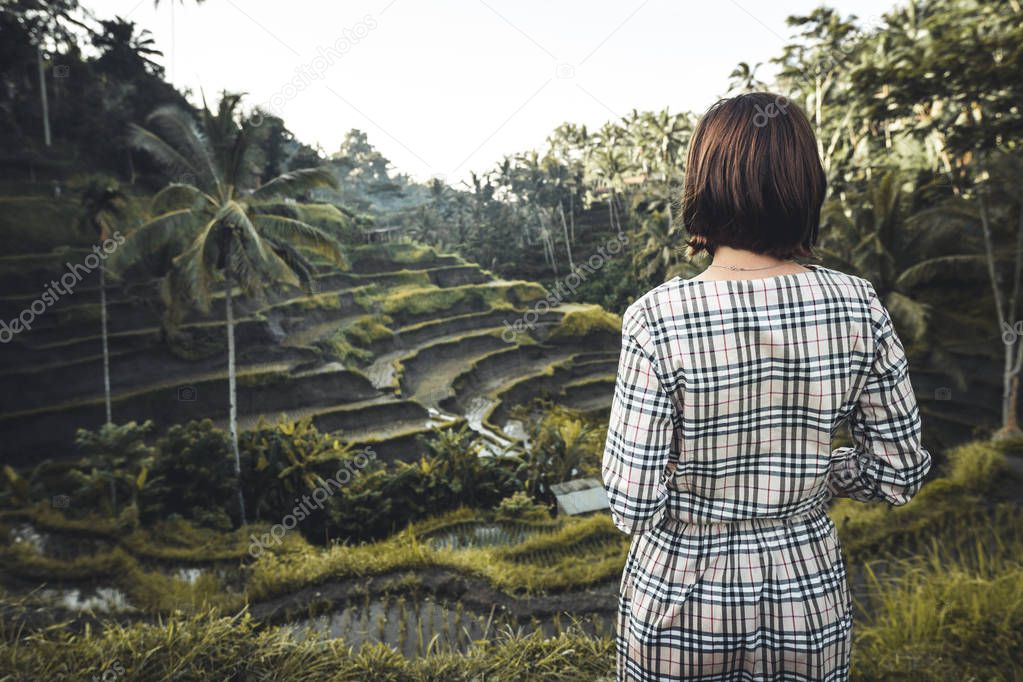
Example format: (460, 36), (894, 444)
(910, 202), (978, 225)
(128, 124), (202, 184)
(250, 201), (301, 219)
(166, 239), (216, 318)
(901, 219), (973, 255)
(812, 246), (859, 273)
(109, 209), (202, 279)
(884, 290), (930, 342)
(251, 167), (339, 200)
(895, 255), (989, 289)
(265, 238), (316, 290)
(228, 237), (301, 301)
(252, 214), (347, 268)
(221, 202), (270, 270)
(144, 105), (222, 193)
(151, 183), (215, 215)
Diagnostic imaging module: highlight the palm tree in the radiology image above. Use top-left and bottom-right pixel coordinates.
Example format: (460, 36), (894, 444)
(818, 171), (988, 387)
(116, 96), (345, 525)
(631, 109), (694, 236)
(923, 153), (1023, 438)
(79, 178), (128, 426)
(587, 123), (631, 234)
(726, 61), (768, 94)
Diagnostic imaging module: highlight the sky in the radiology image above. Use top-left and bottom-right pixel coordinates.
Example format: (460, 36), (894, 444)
(83, 0), (899, 185)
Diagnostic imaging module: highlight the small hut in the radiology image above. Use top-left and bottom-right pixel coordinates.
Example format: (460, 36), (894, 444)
(550, 477), (610, 517)
(365, 225), (404, 243)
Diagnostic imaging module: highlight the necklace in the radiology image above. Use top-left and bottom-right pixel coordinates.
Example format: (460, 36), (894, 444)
(707, 260), (796, 272)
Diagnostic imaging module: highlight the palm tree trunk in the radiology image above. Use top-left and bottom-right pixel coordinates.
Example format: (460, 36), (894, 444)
(100, 265), (112, 425)
(568, 192), (575, 243)
(979, 188), (1023, 438)
(225, 272), (248, 525)
(538, 211), (558, 276)
(558, 202), (575, 272)
(36, 46), (51, 147)
(666, 184), (675, 235)
(998, 350), (1021, 439)
(610, 189), (624, 233)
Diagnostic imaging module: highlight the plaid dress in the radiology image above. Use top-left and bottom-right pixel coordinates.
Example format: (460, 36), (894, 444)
(602, 265), (932, 681)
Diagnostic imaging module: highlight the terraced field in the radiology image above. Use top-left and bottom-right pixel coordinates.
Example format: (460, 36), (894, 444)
(0, 242), (620, 465)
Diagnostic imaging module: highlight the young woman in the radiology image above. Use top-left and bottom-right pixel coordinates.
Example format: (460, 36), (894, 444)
(602, 92), (932, 680)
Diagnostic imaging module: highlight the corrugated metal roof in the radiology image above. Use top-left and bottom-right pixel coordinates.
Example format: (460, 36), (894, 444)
(551, 478), (610, 516)
(550, 477), (603, 495)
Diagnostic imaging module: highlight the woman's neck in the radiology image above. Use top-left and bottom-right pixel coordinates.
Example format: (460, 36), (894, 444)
(691, 246), (808, 281)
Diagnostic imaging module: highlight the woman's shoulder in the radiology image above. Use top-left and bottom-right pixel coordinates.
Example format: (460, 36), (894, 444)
(620, 278), (685, 334)
(623, 265), (878, 325)
(809, 265), (879, 300)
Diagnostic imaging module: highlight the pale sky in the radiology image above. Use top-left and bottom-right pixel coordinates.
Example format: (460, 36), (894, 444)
(84, 0), (898, 184)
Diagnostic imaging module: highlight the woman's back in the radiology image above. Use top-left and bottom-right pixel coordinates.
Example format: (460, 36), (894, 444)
(611, 264), (928, 527)
(603, 264), (931, 680)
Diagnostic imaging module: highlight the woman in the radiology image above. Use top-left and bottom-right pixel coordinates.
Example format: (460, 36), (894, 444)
(602, 92), (931, 681)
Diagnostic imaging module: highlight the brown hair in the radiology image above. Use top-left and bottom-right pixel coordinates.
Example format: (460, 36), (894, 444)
(681, 92), (826, 259)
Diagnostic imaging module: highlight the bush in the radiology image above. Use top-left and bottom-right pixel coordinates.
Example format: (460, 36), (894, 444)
(239, 416), (371, 533)
(72, 421), (155, 518)
(494, 491), (551, 523)
(143, 419), (238, 529)
(323, 426), (521, 542)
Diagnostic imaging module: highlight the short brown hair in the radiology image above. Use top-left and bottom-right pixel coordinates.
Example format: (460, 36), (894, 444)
(681, 92), (826, 259)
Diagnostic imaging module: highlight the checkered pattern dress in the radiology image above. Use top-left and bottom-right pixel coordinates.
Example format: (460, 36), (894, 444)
(602, 265), (932, 681)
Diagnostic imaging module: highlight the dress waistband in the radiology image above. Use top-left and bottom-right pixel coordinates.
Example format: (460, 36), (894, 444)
(656, 502), (831, 535)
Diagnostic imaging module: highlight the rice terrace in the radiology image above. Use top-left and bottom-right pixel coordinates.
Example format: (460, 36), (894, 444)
(1, 0), (1022, 680)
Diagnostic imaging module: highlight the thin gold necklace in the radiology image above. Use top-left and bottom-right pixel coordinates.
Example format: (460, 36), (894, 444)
(707, 260), (796, 272)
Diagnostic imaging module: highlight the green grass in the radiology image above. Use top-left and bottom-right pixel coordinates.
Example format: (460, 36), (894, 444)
(0, 610), (615, 681)
(830, 439), (1012, 562)
(295, 203), (364, 243)
(319, 314), (396, 363)
(348, 242), (465, 272)
(547, 305), (622, 341)
(0, 506), (252, 564)
(364, 281), (546, 321)
(1, 438), (1021, 679)
(852, 532), (1023, 680)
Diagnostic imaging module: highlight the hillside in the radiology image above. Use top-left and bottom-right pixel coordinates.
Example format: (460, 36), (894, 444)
(0, 235), (621, 465)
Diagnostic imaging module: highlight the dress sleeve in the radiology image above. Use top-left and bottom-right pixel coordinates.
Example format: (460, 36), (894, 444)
(828, 285), (932, 505)
(601, 304), (677, 534)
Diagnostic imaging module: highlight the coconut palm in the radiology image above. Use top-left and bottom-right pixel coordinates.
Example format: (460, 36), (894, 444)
(918, 153), (1023, 438)
(628, 108), (695, 237)
(116, 96), (345, 525)
(818, 171), (988, 388)
(726, 61), (768, 94)
(79, 177), (128, 426)
(587, 123), (631, 234)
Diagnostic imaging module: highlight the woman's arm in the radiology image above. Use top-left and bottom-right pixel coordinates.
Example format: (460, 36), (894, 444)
(601, 303), (677, 534)
(828, 285), (932, 505)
